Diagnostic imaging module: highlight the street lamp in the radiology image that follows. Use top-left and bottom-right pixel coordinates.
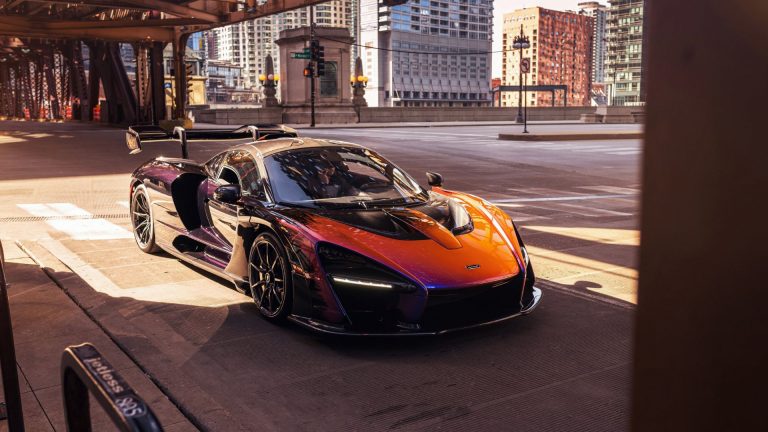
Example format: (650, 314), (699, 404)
(259, 72), (280, 107)
(350, 74), (368, 89)
(512, 24), (530, 123)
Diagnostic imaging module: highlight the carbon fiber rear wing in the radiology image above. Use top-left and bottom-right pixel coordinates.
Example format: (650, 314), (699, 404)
(125, 124), (298, 159)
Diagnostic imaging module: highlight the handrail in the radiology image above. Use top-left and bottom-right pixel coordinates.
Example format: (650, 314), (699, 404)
(61, 343), (163, 432)
(0, 241), (24, 431)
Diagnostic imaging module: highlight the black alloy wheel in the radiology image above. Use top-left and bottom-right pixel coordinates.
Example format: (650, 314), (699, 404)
(249, 232), (292, 321)
(131, 185), (159, 253)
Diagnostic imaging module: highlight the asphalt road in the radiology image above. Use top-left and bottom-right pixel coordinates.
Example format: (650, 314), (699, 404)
(0, 121), (638, 431)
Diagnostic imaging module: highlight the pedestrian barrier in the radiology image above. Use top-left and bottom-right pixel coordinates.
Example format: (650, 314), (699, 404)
(0, 241), (24, 432)
(61, 343), (164, 432)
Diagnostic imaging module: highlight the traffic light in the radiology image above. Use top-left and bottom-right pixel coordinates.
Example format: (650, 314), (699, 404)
(316, 46), (326, 77)
(310, 40), (326, 77)
(303, 64), (314, 78)
(185, 63), (194, 95)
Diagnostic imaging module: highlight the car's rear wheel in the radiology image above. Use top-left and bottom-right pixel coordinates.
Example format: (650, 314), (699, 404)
(249, 232), (292, 321)
(131, 184), (159, 253)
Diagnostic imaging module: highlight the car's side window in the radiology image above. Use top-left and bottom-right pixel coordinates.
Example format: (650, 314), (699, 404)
(218, 166), (239, 186)
(205, 152), (227, 178)
(225, 151), (265, 199)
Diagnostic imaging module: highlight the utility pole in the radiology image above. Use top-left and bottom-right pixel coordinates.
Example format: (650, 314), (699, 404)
(309, 6), (316, 127)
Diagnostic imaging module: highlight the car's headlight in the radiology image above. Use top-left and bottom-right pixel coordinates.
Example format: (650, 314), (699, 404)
(317, 243), (418, 293)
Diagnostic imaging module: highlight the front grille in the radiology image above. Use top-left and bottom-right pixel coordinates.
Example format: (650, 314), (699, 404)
(420, 273), (528, 331)
(332, 283), (402, 330)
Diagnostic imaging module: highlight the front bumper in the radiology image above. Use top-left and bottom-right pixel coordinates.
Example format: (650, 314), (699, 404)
(288, 286), (542, 336)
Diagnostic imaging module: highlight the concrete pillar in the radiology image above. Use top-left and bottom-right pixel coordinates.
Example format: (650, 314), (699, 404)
(633, 1), (768, 431)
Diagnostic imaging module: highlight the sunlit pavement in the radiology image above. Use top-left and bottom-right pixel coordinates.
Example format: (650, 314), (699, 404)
(0, 120), (638, 431)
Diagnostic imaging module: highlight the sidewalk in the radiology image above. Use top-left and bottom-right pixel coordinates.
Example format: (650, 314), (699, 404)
(0, 240), (196, 432)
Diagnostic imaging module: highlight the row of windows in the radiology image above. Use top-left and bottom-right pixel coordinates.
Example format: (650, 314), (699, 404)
(391, 24), (491, 39)
(392, 55), (486, 65)
(395, 70), (488, 80)
(391, 41), (490, 53)
(389, 90), (489, 100)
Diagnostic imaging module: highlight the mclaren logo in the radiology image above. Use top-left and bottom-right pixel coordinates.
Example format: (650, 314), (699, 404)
(466, 264), (481, 270)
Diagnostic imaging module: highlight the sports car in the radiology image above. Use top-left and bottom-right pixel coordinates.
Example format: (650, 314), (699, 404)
(125, 124), (541, 335)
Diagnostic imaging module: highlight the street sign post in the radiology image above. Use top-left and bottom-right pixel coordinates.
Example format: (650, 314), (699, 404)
(291, 52), (311, 59)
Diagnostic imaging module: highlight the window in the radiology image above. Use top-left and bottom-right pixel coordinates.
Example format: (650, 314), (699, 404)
(225, 150), (264, 198)
(320, 61), (339, 97)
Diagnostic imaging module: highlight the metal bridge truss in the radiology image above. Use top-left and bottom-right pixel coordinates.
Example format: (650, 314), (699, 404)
(0, 0), (331, 125)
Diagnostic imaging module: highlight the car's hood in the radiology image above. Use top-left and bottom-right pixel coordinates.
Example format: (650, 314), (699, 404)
(274, 190), (525, 289)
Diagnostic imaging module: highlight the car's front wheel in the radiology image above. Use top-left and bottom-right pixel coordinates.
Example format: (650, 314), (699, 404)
(248, 232), (292, 321)
(130, 184), (159, 253)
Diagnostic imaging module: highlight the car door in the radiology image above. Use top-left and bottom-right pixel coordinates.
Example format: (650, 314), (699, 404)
(207, 150), (265, 246)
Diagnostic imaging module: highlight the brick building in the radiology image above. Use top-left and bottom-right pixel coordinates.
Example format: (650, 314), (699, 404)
(501, 7), (594, 107)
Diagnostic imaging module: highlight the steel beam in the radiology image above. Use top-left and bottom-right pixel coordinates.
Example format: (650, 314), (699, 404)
(172, 31), (190, 120)
(149, 41), (165, 124)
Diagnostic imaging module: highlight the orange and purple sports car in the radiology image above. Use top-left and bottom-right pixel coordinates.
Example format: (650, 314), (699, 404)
(126, 125), (541, 335)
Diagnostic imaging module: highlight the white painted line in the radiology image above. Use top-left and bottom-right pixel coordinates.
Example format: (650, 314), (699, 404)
(38, 238), (248, 308)
(607, 150), (642, 155)
(578, 146), (638, 153)
(116, 201), (130, 209)
(491, 193), (638, 204)
(17, 203), (132, 240)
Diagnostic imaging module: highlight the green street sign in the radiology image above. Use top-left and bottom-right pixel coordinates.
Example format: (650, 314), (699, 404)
(291, 52), (311, 59)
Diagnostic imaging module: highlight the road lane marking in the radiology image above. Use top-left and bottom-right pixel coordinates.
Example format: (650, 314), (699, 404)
(17, 203), (132, 240)
(37, 238), (248, 308)
(117, 201), (130, 209)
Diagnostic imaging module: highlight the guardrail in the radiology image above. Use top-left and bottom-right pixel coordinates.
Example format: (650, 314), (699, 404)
(61, 343), (164, 432)
(0, 241), (24, 432)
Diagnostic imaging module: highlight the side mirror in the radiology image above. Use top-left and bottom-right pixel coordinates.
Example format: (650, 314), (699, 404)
(126, 130), (142, 154)
(426, 171), (443, 187)
(214, 184), (241, 204)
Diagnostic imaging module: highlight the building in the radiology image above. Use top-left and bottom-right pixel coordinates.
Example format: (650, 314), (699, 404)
(207, 59), (256, 104)
(212, 0), (356, 98)
(604, 0), (644, 106)
(501, 7), (594, 107)
(578, 2), (607, 84)
(360, 0), (494, 108)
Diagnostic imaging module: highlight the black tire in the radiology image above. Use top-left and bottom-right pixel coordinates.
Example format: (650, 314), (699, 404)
(130, 184), (160, 254)
(248, 232), (292, 321)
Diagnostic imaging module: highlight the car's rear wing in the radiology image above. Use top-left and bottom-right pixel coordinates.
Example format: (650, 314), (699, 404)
(125, 124), (298, 159)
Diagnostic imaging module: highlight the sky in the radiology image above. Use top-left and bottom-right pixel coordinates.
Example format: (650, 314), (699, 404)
(492, 0), (586, 77)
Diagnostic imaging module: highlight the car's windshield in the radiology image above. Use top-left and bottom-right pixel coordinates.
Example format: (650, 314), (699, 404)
(263, 146), (428, 208)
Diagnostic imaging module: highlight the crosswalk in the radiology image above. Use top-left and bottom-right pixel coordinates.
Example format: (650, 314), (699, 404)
(17, 202), (132, 240)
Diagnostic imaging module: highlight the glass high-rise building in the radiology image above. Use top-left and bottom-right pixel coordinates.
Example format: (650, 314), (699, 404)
(579, 2), (607, 84)
(605, 0), (644, 106)
(360, 0), (494, 107)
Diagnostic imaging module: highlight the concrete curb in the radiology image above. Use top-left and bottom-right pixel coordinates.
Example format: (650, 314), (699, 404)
(286, 121), (586, 129)
(498, 131), (644, 141)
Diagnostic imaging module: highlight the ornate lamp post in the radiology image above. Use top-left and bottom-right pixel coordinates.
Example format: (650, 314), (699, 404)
(512, 25), (530, 123)
(258, 55), (280, 107)
(350, 57), (368, 108)
(350, 57), (368, 122)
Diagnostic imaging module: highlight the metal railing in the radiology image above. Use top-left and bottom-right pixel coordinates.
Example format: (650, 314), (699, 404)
(0, 241), (24, 432)
(61, 343), (164, 432)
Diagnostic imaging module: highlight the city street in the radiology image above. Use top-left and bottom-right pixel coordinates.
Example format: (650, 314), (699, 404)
(0, 120), (638, 431)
